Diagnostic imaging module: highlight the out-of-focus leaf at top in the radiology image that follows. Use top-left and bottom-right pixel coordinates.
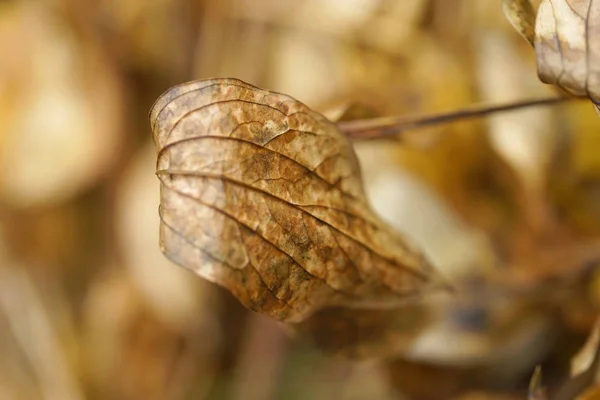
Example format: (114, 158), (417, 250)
(150, 78), (445, 323)
(0, 2), (124, 207)
(502, 0), (537, 46)
(534, 0), (600, 112)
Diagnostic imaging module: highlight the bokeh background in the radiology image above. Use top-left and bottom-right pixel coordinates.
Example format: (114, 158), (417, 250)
(2, 0), (600, 399)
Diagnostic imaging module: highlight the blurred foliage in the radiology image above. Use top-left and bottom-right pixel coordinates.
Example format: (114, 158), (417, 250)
(2, 0), (600, 399)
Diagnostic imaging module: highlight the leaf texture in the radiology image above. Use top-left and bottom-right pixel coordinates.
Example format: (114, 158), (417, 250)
(150, 78), (443, 322)
(535, 0), (600, 110)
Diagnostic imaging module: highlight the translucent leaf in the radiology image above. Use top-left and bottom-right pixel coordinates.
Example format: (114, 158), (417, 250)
(150, 78), (445, 322)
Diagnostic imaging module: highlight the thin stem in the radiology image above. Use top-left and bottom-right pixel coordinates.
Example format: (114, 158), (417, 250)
(338, 96), (578, 140)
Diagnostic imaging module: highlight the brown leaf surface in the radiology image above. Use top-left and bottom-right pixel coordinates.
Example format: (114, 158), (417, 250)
(149, 78), (443, 322)
(534, 0), (600, 110)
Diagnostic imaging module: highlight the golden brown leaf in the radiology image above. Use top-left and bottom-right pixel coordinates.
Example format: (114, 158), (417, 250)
(503, 0), (537, 46)
(150, 78), (443, 322)
(534, 0), (600, 111)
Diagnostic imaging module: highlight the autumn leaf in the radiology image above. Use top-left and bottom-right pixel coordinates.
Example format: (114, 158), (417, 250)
(149, 78), (445, 323)
(534, 0), (600, 112)
(502, 0), (537, 46)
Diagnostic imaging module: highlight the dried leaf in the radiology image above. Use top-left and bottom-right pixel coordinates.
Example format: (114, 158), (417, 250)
(150, 78), (444, 322)
(571, 315), (600, 378)
(534, 0), (600, 111)
(503, 0), (537, 46)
